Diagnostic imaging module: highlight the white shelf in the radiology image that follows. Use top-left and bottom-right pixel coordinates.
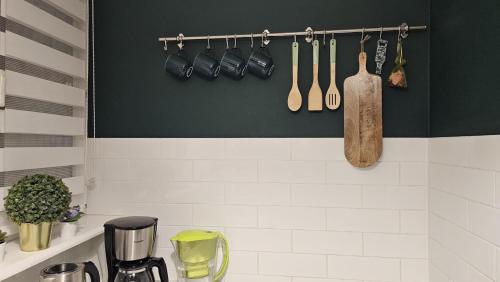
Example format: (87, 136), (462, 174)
(0, 215), (115, 281)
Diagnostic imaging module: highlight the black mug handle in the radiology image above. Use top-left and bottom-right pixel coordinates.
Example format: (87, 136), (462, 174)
(148, 257), (169, 282)
(83, 261), (101, 282)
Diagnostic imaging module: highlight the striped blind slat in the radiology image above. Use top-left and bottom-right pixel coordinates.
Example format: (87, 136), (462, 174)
(6, 70), (85, 107)
(2, 147), (85, 172)
(44, 0), (86, 22)
(5, 31), (85, 78)
(5, 0), (85, 49)
(4, 109), (84, 136)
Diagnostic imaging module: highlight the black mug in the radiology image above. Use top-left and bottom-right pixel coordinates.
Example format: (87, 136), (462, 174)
(220, 47), (247, 80)
(164, 50), (193, 80)
(247, 46), (274, 79)
(193, 48), (220, 80)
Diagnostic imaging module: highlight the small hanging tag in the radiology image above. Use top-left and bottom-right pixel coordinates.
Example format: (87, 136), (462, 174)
(375, 39), (388, 75)
(388, 38), (407, 88)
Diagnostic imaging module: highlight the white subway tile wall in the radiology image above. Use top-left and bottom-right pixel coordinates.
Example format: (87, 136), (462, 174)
(88, 138), (429, 282)
(429, 135), (500, 282)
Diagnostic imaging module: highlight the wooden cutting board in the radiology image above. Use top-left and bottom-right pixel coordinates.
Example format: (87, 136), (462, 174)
(343, 52), (383, 168)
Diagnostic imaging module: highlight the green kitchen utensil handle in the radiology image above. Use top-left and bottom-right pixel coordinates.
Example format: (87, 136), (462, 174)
(330, 39), (336, 63)
(292, 42), (299, 66)
(214, 232), (229, 282)
(313, 40), (319, 65)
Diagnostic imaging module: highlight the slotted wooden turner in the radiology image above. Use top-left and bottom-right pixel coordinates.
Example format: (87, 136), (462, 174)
(325, 39), (341, 110)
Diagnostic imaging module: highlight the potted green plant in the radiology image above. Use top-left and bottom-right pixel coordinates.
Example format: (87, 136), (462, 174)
(60, 205), (84, 238)
(4, 174), (71, 251)
(0, 229), (6, 262)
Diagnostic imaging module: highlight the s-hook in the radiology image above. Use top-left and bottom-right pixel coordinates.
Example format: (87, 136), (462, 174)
(233, 34), (237, 48)
(163, 39), (168, 51)
(399, 22), (409, 39)
(225, 35), (229, 49)
(360, 28), (371, 53)
(305, 27), (314, 43)
(177, 33), (184, 50)
(323, 29), (326, 46)
(262, 29), (270, 45)
(250, 33), (254, 48)
(207, 35), (210, 49)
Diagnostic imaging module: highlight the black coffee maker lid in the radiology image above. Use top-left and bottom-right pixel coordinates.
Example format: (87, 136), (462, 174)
(104, 216), (158, 230)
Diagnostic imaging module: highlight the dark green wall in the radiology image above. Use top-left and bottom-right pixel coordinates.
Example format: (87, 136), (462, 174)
(91, 0), (429, 137)
(430, 0), (500, 136)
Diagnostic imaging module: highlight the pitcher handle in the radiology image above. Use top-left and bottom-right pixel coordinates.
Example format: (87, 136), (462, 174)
(214, 232), (229, 282)
(148, 257), (169, 282)
(83, 261), (101, 282)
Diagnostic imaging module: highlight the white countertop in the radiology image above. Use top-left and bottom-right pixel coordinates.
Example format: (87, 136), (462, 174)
(0, 215), (115, 281)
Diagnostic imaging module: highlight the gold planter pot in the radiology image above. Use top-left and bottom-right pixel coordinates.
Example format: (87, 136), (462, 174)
(19, 222), (52, 251)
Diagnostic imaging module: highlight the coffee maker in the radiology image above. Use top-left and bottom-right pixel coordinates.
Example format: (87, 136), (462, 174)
(104, 216), (169, 282)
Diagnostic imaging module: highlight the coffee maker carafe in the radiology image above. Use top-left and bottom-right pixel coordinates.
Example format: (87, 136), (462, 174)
(104, 216), (168, 282)
(40, 262), (100, 282)
(170, 230), (228, 282)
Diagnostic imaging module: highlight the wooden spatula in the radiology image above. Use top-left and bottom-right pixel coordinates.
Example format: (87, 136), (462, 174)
(308, 40), (323, 111)
(325, 38), (341, 110)
(344, 37), (383, 168)
(287, 41), (301, 111)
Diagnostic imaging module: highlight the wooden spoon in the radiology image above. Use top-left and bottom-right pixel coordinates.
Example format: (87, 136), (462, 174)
(325, 39), (341, 110)
(287, 41), (301, 111)
(308, 40), (323, 111)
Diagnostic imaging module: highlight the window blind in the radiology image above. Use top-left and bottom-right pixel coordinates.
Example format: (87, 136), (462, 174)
(0, 0), (87, 236)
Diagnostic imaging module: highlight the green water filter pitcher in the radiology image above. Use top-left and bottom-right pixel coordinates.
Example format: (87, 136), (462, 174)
(170, 230), (229, 282)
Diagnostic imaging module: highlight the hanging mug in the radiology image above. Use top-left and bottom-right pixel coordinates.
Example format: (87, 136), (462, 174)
(247, 33), (274, 79)
(247, 47), (274, 79)
(165, 50), (193, 80)
(220, 35), (247, 80)
(164, 37), (193, 80)
(193, 36), (220, 80)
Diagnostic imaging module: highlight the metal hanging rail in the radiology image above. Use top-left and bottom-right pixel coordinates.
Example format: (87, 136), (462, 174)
(158, 23), (427, 43)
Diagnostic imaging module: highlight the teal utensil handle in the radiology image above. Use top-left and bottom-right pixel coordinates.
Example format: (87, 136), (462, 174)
(313, 40), (319, 64)
(292, 42), (299, 66)
(330, 39), (336, 63)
